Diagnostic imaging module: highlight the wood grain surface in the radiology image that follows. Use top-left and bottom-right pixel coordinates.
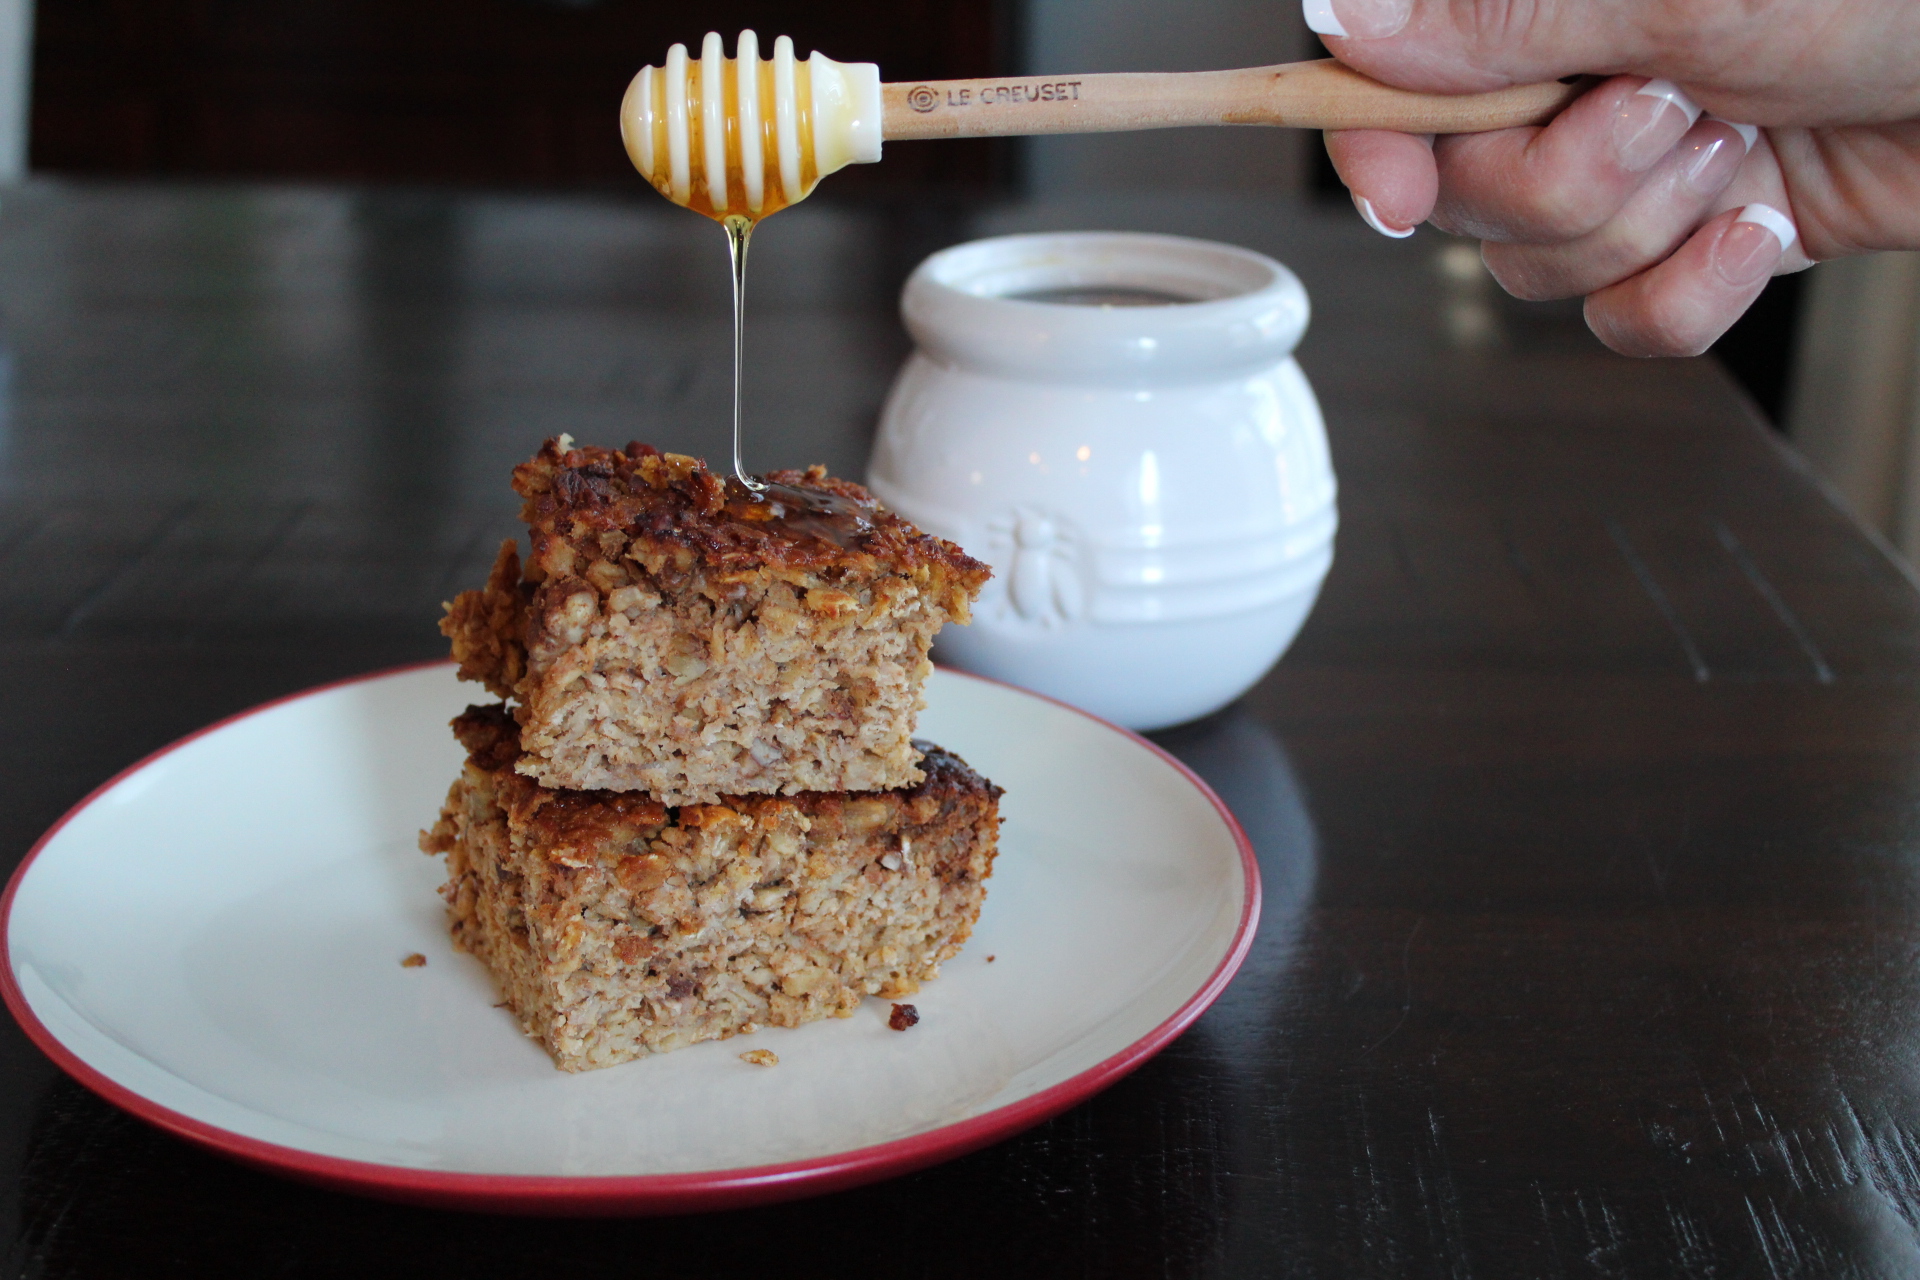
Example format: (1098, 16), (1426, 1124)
(1, 183), (1917, 1278)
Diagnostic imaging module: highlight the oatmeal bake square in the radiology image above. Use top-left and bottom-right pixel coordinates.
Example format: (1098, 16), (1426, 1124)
(420, 704), (1002, 1072)
(441, 437), (989, 806)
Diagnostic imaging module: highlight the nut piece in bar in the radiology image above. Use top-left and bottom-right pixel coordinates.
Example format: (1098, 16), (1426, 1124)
(419, 704), (1003, 1072)
(441, 437), (990, 806)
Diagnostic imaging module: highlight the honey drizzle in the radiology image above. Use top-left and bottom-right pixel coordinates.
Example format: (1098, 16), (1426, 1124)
(723, 214), (756, 491)
(636, 48), (820, 490)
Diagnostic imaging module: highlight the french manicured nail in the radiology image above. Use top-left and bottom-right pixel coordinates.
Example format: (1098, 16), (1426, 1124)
(1680, 133), (1742, 195)
(1303, 0), (1411, 39)
(1354, 194), (1416, 239)
(1715, 203), (1795, 286)
(1707, 115), (1760, 151)
(1614, 79), (1703, 171)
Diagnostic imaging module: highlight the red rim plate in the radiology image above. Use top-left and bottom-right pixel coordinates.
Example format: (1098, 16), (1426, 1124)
(0, 661), (1261, 1216)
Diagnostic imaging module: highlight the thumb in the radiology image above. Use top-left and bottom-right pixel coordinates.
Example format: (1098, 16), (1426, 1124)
(1303, 0), (1652, 93)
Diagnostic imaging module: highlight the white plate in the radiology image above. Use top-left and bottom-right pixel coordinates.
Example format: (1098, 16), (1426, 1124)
(2, 664), (1257, 1214)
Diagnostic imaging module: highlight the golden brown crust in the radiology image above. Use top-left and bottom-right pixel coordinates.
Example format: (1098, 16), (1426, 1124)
(512, 436), (989, 593)
(449, 702), (521, 771)
(440, 540), (530, 701)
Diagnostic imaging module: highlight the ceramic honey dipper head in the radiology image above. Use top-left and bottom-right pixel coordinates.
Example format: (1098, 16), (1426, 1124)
(620, 31), (882, 220)
(622, 32), (1589, 218)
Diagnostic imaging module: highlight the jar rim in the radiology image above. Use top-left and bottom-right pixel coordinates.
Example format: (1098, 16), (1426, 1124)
(920, 231), (1284, 308)
(902, 231), (1309, 385)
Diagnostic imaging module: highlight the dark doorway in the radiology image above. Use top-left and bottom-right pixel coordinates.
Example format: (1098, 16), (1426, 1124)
(30, 0), (1017, 193)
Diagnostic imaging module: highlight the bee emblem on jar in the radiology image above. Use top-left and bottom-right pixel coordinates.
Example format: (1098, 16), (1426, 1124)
(986, 507), (1085, 628)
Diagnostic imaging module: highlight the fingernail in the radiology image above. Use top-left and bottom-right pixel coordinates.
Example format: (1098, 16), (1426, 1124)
(1707, 115), (1760, 151)
(1614, 79), (1703, 171)
(1736, 202), (1796, 250)
(1715, 203), (1794, 286)
(1680, 133), (1740, 195)
(1354, 194), (1416, 239)
(1303, 0), (1410, 39)
(1637, 80), (1704, 127)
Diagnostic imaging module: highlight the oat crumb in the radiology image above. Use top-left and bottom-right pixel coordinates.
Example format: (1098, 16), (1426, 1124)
(401, 953), (427, 968)
(986, 955), (996, 963)
(889, 1002), (920, 1031)
(740, 1049), (779, 1066)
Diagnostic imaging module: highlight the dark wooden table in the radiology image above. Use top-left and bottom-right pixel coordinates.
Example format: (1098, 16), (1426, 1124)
(3, 179), (1918, 1278)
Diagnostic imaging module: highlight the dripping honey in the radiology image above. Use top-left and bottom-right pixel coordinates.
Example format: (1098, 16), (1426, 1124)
(627, 44), (831, 491)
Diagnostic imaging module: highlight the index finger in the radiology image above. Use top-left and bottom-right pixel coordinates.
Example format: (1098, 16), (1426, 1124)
(1429, 76), (1702, 243)
(1304, 0), (1651, 89)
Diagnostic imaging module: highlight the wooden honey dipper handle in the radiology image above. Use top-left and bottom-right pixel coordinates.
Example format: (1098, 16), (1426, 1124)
(882, 59), (1586, 140)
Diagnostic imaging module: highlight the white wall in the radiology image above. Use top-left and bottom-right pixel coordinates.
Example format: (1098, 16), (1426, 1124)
(1023, 0), (1316, 195)
(0, 0), (31, 182)
(1789, 254), (1920, 560)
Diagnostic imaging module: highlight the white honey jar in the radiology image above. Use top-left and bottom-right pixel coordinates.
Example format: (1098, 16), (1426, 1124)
(867, 231), (1337, 731)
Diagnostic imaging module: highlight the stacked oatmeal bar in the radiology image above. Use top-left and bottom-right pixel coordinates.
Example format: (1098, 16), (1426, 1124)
(420, 438), (998, 1071)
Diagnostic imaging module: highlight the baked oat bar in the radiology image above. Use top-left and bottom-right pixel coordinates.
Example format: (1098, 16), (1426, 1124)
(419, 704), (1003, 1072)
(442, 437), (988, 805)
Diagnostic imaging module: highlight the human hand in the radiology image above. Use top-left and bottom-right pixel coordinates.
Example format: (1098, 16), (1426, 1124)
(1304, 0), (1920, 356)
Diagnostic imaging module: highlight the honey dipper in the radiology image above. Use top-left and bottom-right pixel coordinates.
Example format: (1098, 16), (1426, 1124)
(621, 31), (1587, 219)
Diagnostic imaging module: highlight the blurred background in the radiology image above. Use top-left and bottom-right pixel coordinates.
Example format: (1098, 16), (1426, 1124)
(15, 0), (1308, 194)
(0, 0), (1914, 558)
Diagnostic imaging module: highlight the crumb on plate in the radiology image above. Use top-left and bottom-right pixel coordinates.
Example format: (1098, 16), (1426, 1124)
(740, 1049), (779, 1067)
(889, 1002), (920, 1031)
(401, 953), (427, 968)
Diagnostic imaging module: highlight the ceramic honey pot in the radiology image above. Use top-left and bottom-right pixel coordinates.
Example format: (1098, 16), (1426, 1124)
(866, 231), (1337, 730)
